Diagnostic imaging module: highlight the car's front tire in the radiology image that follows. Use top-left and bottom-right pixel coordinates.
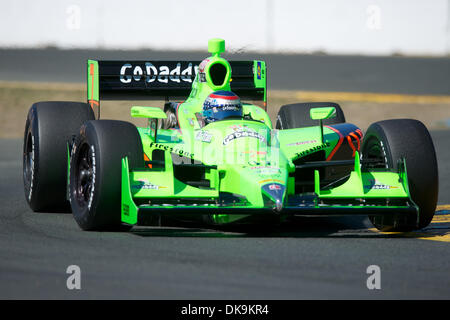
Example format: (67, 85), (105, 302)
(69, 120), (144, 231)
(362, 119), (438, 231)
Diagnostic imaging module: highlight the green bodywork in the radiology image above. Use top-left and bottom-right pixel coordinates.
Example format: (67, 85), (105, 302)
(89, 39), (418, 226)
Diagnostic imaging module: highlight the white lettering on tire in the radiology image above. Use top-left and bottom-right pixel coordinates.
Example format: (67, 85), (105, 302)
(87, 145), (96, 210)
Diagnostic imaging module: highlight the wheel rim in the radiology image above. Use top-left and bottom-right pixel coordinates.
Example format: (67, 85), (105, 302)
(363, 136), (396, 228)
(362, 137), (388, 169)
(74, 143), (94, 208)
(23, 132), (33, 192)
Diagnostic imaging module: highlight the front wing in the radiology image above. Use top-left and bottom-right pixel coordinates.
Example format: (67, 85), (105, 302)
(120, 153), (419, 227)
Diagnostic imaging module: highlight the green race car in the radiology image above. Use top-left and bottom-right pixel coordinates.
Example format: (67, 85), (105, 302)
(23, 39), (439, 232)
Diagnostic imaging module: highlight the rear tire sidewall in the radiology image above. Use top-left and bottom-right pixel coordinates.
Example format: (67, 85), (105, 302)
(23, 102), (95, 212)
(276, 102), (345, 129)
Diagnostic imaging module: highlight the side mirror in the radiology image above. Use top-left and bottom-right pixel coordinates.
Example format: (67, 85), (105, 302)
(131, 106), (167, 141)
(310, 107), (336, 144)
(131, 106), (167, 119)
(310, 107), (336, 121)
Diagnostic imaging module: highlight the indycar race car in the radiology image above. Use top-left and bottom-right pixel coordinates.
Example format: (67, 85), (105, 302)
(23, 39), (438, 232)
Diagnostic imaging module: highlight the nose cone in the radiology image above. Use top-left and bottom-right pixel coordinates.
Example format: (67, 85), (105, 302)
(261, 183), (286, 213)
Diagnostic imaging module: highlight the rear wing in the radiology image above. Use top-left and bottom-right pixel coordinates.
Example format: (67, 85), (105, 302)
(87, 60), (267, 114)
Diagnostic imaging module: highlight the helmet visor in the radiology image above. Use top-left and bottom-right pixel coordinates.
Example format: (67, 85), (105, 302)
(203, 104), (242, 122)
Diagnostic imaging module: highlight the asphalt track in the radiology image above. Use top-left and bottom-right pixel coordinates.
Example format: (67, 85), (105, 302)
(1, 48), (450, 94)
(0, 131), (449, 299)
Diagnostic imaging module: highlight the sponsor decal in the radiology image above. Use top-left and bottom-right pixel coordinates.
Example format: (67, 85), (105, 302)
(287, 139), (317, 147)
(221, 105), (240, 111)
(295, 142), (331, 158)
(195, 130), (212, 143)
(364, 179), (398, 190)
(269, 184), (281, 190)
(197, 58), (211, 83)
(132, 179), (167, 191)
(223, 125), (266, 145)
(122, 204), (129, 216)
(250, 166), (281, 176)
(257, 61), (262, 80)
(248, 160), (273, 166)
(199, 58), (211, 73)
(241, 150), (267, 157)
(261, 183), (286, 205)
(149, 142), (194, 158)
(258, 179), (284, 184)
(87, 145), (96, 210)
(119, 62), (198, 84)
(28, 134), (35, 201)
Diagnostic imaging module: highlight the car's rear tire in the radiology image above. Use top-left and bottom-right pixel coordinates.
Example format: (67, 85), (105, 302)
(361, 119), (438, 231)
(275, 102), (345, 129)
(23, 101), (95, 212)
(69, 120), (144, 231)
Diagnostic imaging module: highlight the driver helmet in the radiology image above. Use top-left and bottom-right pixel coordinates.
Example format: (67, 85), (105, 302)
(202, 91), (243, 124)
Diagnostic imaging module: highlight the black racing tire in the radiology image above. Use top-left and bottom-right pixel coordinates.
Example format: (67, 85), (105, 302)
(275, 102), (345, 129)
(23, 101), (95, 212)
(69, 120), (144, 231)
(361, 119), (438, 231)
